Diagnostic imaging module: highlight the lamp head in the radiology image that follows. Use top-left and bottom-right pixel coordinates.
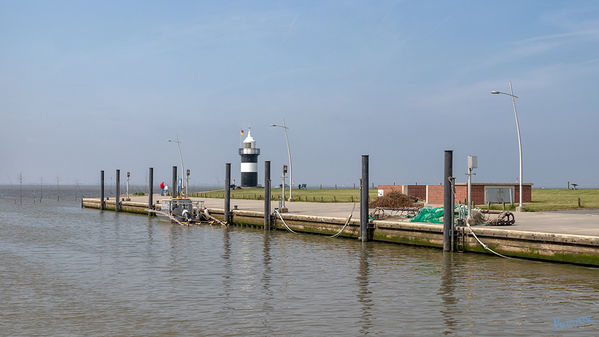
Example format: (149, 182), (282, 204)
(490, 91), (501, 95)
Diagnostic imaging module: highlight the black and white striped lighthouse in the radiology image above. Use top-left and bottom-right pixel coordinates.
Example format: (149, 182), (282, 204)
(239, 129), (260, 187)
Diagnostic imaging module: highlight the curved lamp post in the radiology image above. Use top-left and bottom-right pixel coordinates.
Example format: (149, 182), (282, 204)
(168, 137), (186, 197)
(271, 121), (293, 202)
(491, 81), (524, 212)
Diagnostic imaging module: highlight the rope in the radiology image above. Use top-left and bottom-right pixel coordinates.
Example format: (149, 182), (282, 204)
(146, 209), (187, 226)
(274, 209), (297, 233)
(465, 222), (512, 259)
(329, 203), (356, 238)
(203, 208), (228, 226)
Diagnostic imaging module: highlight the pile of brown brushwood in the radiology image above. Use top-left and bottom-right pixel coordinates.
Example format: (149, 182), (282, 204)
(369, 191), (418, 208)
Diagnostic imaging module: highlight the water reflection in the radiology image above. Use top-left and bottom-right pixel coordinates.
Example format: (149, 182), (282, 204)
(261, 233), (274, 333)
(220, 226), (232, 311)
(439, 252), (458, 335)
(357, 243), (374, 335)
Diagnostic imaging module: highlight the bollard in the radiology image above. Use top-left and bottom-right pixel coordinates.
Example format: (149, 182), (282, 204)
(100, 170), (105, 210)
(148, 167), (154, 211)
(360, 155), (370, 242)
(116, 169), (121, 212)
(225, 163), (231, 223)
(172, 166), (177, 198)
(264, 161), (271, 230)
(443, 150), (453, 252)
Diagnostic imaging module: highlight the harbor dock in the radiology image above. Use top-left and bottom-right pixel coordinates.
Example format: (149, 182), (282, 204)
(82, 195), (599, 267)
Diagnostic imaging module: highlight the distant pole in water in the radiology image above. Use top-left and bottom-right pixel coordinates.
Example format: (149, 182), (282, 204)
(225, 163), (231, 224)
(116, 169), (121, 212)
(360, 155), (370, 242)
(443, 150), (454, 252)
(19, 172), (23, 205)
(172, 166), (177, 198)
(40, 177), (43, 203)
(56, 176), (60, 202)
(264, 161), (271, 230)
(148, 167), (154, 211)
(100, 170), (105, 210)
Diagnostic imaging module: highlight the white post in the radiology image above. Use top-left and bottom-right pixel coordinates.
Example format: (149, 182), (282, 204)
(467, 167), (472, 220)
(281, 166), (286, 209)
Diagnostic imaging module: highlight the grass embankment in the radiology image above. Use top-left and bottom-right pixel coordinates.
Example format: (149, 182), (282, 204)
(190, 188), (378, 203)
(477, 189), (599, 212)
(191, 187), (599, 211)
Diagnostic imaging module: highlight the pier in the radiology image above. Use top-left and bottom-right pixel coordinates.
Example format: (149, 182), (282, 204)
(82, 195), (599, 266)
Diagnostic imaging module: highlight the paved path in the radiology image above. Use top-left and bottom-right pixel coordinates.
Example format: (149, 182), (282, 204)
(132, 195), (599, 237)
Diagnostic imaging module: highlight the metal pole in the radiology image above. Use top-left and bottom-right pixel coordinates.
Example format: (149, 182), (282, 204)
(148, 167), (154, 211)
(186, 169), (190, 197)
(281, 166), (286, 209)
(509, 81), (524, 211)
(126, 172), (130, 200)
(100, 170), (105, 210)
(443, 150), (453, 252)
(264, 161), (271, 230)
(360, 155), (369, 242)
(172, 166), (177, 198)
(283, 120), (293, 202)
(467, 167), (472, 221)
(225, 163), (231, 223)
(116, 169), (120, 212)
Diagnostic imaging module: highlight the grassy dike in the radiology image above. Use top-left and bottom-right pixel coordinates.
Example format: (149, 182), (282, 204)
(478, 189), (599, 212)
(190, 188), (379, 203)
(191, 187), (599, 211)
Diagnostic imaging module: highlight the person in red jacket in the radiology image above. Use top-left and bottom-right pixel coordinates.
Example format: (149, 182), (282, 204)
(160, 181), (165, 196)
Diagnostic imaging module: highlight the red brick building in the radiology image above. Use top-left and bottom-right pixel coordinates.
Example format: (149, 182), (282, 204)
(378, 183), (532, 206)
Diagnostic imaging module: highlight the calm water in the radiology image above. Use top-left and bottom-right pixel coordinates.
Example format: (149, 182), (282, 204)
(1, 187), (598, 336)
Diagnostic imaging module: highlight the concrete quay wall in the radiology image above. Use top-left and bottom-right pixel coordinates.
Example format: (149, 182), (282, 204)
(81, 198), (599, 266)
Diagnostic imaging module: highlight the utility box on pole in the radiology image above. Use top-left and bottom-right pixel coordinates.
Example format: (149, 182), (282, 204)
(468, 155), (478, 170)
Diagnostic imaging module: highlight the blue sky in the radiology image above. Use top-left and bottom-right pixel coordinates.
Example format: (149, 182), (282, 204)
(1, 0), (598, 188)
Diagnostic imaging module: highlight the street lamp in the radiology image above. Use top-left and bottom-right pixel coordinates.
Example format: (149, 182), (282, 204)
(168, 137), (186, 197)
(271, 121), (293, 202)
(491, 81), (524, 211)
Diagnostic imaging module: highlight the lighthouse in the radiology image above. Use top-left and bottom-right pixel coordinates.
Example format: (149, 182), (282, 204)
(239, 129), (260, 187)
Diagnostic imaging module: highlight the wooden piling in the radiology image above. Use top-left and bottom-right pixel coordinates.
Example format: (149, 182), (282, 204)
(148, 167), (154, 211)
(264, 161), (271, 230)
(172, 166), (177, 198)
(100, 170), (105, 210)
(360, 155), (370, 242)
(443, 150), (453, 252)
(115, 169), (121, 212)
(225, 163), (231, 223)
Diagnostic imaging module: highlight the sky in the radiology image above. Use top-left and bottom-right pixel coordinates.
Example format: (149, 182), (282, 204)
(1, 0), (598, 188)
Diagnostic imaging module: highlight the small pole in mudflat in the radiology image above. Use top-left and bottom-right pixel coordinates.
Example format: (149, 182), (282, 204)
(100, 170), (105, 210)
(148, 167), (154, 212)
(116, 169), (121, 212)
(360, 155), (369, 242)
(172, 166), (177, 197)
(443, 150), (453, 252)
(264, 161), (271, 230)
(225, 163), (231, 223)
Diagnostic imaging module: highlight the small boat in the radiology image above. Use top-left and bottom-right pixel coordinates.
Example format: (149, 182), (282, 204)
(151, 198), (207, 225)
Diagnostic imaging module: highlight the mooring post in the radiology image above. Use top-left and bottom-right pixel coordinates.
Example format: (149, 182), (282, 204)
(116, 169), (121, 212)
(443, 150), (454, 252)
(100, 170), (105, 210)
(360, 155), (370, 242)
(148, 167), (154, 212)
(172, 166), (177, 197)
(264, 160), (271, 230)
(225, 163), (231, 223)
